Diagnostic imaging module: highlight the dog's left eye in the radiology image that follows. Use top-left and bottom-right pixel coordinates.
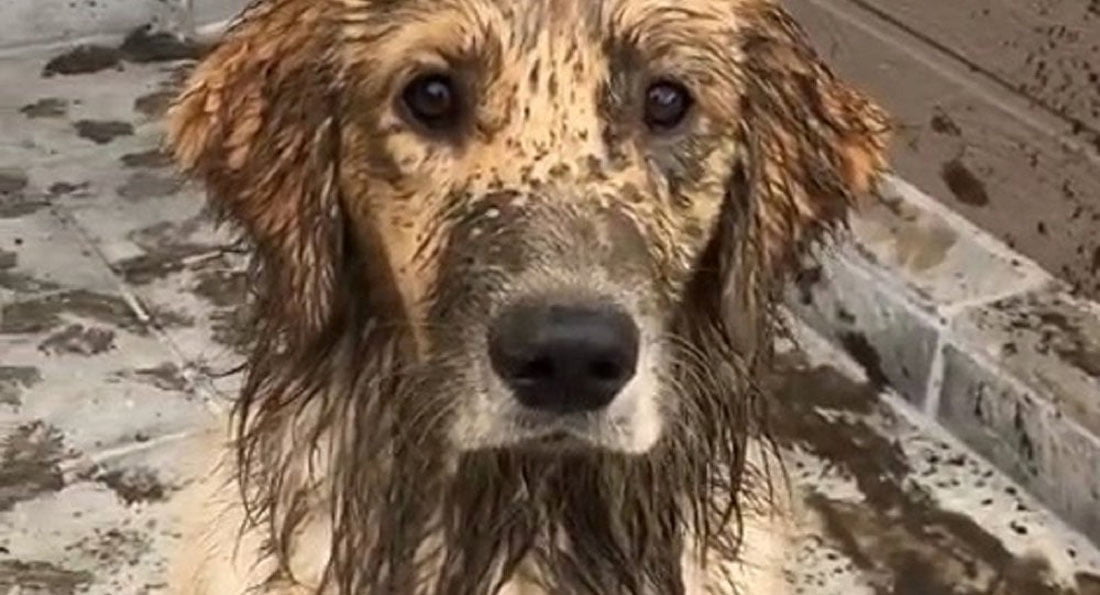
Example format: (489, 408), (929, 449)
(644, 80), (693, 132)
(402, 73), (461, 130)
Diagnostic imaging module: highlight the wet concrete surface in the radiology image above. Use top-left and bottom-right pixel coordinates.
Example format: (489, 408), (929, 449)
(1, 42), (1099, 594)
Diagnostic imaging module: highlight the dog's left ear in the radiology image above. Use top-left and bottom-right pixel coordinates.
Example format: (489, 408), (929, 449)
(712, 2), (890, 349)
(735, 2), (890, 265)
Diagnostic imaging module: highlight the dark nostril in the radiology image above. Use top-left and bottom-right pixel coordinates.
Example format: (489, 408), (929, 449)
(590, 358), (624, 382)
(518, 357), (555, 382)
(488, 301), (640, 414)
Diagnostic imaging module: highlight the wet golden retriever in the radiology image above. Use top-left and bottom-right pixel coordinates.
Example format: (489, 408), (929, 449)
(164, 0), (888, 592)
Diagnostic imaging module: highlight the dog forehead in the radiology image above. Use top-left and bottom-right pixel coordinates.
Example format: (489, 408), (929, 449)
(344, 0), (739, 48)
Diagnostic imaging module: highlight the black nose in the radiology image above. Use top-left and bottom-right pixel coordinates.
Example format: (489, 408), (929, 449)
(488, 302), (640, 414)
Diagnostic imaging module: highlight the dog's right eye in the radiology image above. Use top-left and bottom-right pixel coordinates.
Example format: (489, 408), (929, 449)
(401, 73), (461, 131)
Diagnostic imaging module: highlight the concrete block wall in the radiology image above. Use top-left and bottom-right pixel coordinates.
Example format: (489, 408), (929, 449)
(2, 0), (1099, 548)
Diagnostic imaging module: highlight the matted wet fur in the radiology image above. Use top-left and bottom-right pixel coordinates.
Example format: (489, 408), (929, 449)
(164, 0), (889, 593)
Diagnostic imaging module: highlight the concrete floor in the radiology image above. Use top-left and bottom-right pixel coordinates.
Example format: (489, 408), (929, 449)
(2, 45), (1100, 595)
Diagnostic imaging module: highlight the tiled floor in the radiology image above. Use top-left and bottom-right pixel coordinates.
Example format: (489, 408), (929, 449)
(1, 45), (1099, 594)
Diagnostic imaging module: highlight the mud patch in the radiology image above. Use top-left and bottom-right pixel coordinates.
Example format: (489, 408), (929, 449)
(0, 560), (93, 594)
(0, 168), (29, 194)
(114, 245), (214, 285)
(1034, 309), (1100, 378)
(941, 158), (991, 207)
(119, 25), (203, 63)
(0, 366), (42, 408)
(19, 97), (68, 119)
(838, 332), (890, 389)
(130, 362), (189, 392)
(766, 358), (1077, 594)
(97, 467), (168, 505)
(143, 303), (195, 329)
(48, 181), (90, 197)
(133, 89), (176, 119)
(38, 324), (117, 356)
(0, 289), (145, 335)
(0, 422), (69, 512)
(210, 307), (252, 354)
(42, 44), (122, 76)
(66, 527), (151, 570)
(121, 148), (173, 169)
(0, 248), (61, 294)
(116, 171), (184, 200)
(930, 109), (962, 136)
(73, 119), (134, 145)
(193, 268), (249, 309)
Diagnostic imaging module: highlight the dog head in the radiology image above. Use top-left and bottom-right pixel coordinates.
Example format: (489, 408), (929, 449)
(170, 1), (887, 589)
(171, 0), (886, 459)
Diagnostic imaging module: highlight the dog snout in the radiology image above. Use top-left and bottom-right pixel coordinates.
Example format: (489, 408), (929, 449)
(488, 300), (640, 414)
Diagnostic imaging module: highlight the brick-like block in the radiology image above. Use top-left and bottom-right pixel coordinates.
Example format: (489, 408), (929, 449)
(851, 178), (1050, 311)
(785, 248), (939, 406)
(952, 289), (1100, 440)
(938, 344), (1100, 544)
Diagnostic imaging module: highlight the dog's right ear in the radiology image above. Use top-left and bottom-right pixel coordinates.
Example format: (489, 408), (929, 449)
(167, 2), (343, 341)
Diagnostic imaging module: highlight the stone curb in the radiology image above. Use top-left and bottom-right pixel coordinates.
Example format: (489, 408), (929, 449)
(789, 175), (1100, 545)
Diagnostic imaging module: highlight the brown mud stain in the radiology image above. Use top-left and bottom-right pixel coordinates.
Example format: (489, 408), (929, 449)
(143, 303), (195, 329)
(192, 266), (251, 352)
(48, 181), (90, 197)
(837, 331), (890, 390)
(38, 324), (117, 356)
(19, 97), (68, 119)
(97, 467), (168, 505)
(42, 44), (122, 76)
(0, 289), (145, 335)
(193, 268), (248, 309)
(930, 110), (962, 136)
(73, 119), (134, 145)
(0, 366), (42, 408)
(121, 148), (173, 169)
(133, 89), (177, 119)
(0, 249), (61, 294)
(1034, 309), (1100, 378)
(114, 244), (213, 285)
(0, 422), (70, 512)
(0, 168), (29, 194)
(0, 169), (45, 219)
(0, 560), (93, 594)
(130, 362), (189, 392)
(68, 527), (151, 571)
(119, 25), (203, 63)
(941, 158), (991, 207)
(116, 171), (184, 200)
(765, 358), (1081, 594)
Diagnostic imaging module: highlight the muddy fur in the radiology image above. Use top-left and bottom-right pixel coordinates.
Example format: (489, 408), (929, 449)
(164, 0), (889, 593)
